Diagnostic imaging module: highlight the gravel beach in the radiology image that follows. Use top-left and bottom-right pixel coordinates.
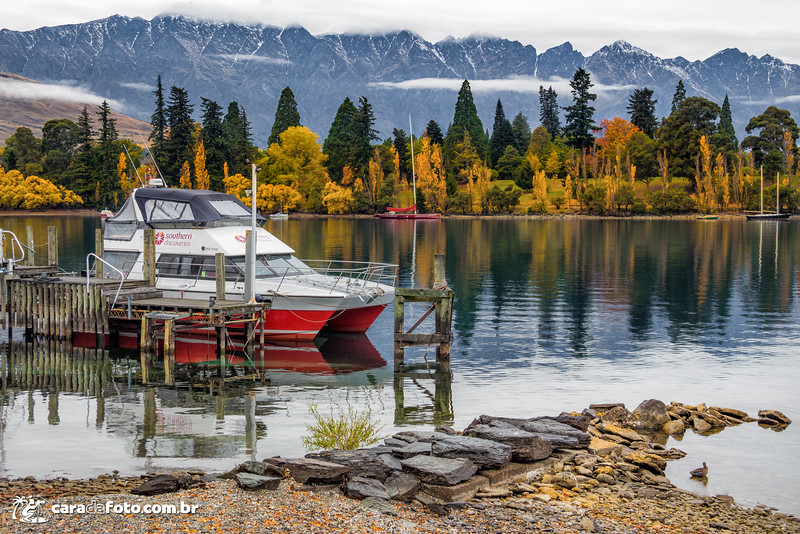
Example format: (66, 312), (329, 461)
(3, 475), (798, 534)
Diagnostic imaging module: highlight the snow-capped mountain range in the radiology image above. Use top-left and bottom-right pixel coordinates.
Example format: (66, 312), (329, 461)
(1, 15), (798, 144)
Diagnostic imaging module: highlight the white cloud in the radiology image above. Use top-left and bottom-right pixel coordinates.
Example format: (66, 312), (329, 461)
(119, 82), (155, 92)
(370, 76), (634, 96)
(212, 54), (291, 65)
(0, 79), (122, 108)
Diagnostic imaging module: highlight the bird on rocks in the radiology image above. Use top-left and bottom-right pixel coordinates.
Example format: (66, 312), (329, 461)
(690, 462), (708, 477)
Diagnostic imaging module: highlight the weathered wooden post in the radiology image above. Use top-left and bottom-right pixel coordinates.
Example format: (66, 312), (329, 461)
(143, 228), (156, 286)
(215, 252), (226, 300)
(393, 294), (406, 368)
(140, 316), (152, 383)
(26, 226), (35, 266)
(95, 229), (104, 278)
(47, 226), (58, 266)
(164, 318), (175, 385)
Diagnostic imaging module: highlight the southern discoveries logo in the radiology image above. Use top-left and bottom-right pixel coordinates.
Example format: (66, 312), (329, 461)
(154, 231), (192, 247)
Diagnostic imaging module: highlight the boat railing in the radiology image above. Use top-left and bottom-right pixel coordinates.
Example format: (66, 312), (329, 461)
(300, 260), (398, 292)
(86, 253), (125, 308)
(0, 228), (27, 269)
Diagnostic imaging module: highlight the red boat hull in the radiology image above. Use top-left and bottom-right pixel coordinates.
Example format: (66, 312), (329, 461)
(324, 303), (387, 333)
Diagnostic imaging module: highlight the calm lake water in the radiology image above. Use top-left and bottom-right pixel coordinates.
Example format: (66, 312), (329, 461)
(1, 214), (798, 515)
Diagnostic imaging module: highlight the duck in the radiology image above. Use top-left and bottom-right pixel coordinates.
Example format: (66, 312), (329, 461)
(690, 462), (708, 477)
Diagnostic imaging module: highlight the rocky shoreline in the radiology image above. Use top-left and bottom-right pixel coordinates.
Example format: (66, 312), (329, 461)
(2, 399), (796, 533)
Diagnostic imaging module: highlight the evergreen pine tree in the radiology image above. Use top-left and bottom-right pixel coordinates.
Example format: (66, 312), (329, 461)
(64, 106), (95, 200)
(445, 80), (488, 160)
(489, 100), (515, 167)
(323, 97), (357, 182)
(511, 113), (531, 154)
(94, 100), (119, 207)
(562, 69), (598, 150)
(392, 128), (409, 181)
(149, 75), (168, 174)
(626, 87), (659, 138)
(349, 96), (380, 179)
(539, 86), (561, 140)
(425, 120), (444, 145)
(268, 86), (301, 145)
(671, 80), (686, 114)
(165, 86), (195, 180)
(718, 95), (738, 147)
(200, 97), (225, 190)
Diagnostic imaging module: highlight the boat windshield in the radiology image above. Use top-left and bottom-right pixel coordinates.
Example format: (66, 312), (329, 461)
(231, 254), (316, 279)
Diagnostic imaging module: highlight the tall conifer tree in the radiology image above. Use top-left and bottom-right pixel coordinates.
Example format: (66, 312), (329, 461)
(627, 87), (659, 138)
(562, 69), (598, 150)
(268, 86), (301, 145)
(445, 80), (488, 161)
(490, 100), (515, 166)
(200, 97), (225, 189)
(165, 86), (195, 181)
(718, 95), (737, 147)
(511, 113), (531, 154)
(671, 80), (687, 114)
(323, 97), (357, 182)
(539, 86), (561, 139)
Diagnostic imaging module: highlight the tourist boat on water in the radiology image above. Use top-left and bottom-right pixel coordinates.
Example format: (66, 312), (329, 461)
(101, 183), (396, 340)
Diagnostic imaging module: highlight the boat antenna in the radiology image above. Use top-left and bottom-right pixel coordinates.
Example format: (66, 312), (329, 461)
(123, 144), (145, 187)
(139, 135), (168, 187)
(409, 115), (417, 214)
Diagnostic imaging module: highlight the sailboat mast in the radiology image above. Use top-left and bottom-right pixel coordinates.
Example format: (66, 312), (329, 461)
(409, 115), (417, 215)
(760, 166), (764, 215)
(777, 172), (780, 215)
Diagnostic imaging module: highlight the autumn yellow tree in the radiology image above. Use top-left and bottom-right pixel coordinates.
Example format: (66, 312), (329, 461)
(467, 160), (492, 213)
(117, 152), (135, 197)
(364, 148), (384, 203)
(195, 140), (210, 190)
(179, 161), (192, 189)
(414, 136), (447, 212)
(698, 135), (713, 210)
(256, 183), (302, 213)
(264, 126), (330, 204)
(321, 182), (354, 214)
(0, 168), (82, 209)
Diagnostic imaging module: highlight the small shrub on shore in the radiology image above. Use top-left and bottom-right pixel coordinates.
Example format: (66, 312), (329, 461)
(301, 404), (385, 451)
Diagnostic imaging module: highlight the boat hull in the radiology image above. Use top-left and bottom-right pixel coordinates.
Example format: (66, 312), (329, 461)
(324, 303), (388, 333)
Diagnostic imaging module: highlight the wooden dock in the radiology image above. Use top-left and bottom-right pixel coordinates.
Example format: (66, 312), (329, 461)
(393, 253), (454, 425)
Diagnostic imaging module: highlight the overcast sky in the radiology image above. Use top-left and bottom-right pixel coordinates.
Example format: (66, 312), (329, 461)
(3, 0), (800, 65)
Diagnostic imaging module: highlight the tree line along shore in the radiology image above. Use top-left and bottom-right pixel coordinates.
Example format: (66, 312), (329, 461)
(1, 71), (798, 217)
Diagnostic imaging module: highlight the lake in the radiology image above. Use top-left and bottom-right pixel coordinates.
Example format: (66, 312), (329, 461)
(0, 214), (798, 515)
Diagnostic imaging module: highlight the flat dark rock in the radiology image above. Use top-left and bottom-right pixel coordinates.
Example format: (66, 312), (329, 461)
(307, 450), (392, 481)
(393, 441), (432, 459)
(431, 434), (512, 470)
(342, 476), (391, 500)
(400, 455), (477, 486)
(233, 472), (281, 491)
(464, 422), (553, 462)
(378, 453), (403, 472)
(282, 458), (349, 484)
(392, 431), (439, 443)
(130, 474), (182, 496)
(384, 472), (420, 502)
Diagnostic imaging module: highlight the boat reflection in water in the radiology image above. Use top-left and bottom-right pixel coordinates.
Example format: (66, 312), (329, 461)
(0, 333), (395, 479)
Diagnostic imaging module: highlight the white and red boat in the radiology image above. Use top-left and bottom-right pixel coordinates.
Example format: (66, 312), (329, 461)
(102, 185), (396, 340)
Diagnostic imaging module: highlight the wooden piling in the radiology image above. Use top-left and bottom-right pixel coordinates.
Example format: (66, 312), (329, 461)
(164, 318), (175, 385)
(95, 229), (103, 277)
(26, 226), (35, 266)
(47, 226), (58, 266)
(143, 228), (156, 285)
(140, 316), (151, 383)
(215, 252), (225, 300)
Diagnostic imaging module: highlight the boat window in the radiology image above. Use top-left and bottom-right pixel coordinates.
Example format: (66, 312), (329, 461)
(102, 251), (140, 278)
(104, 198), (139, 239)
(157, 254), (242, 281)
(144, 199), (194, 222)
(209, 200), (251, 217)
(231, 254), (314, 278)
